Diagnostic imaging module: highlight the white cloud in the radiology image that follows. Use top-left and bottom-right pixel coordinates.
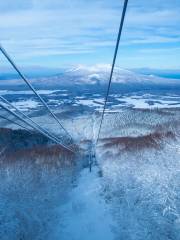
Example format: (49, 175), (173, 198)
(0, 0), (180, 68)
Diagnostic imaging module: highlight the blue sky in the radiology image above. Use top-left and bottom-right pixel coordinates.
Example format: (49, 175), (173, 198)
(0, 0), (180, 69)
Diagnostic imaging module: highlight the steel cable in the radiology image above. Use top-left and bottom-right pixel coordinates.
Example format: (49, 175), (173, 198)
(96, 0), (129, 144)
(0, 103), (75, 153)
(0, 44), (73, 142)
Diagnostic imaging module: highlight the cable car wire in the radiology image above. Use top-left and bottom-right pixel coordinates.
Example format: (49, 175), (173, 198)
(0, 44), (73, 142)
(96, 0), (129, 144)
(0, 114), (31, 131)
(0, 103), (75, 153)
(0, 95), (72, 148)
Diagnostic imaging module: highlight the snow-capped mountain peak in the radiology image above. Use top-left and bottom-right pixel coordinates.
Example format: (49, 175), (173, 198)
(1, 64), (179, 87)
(65, 64), (164, 85)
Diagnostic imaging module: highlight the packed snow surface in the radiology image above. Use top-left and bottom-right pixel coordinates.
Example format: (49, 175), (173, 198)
(57, 167), (115, 240)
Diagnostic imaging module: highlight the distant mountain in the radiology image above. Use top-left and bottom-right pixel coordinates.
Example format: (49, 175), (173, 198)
(64, 64), (174, 85)
(0, 64), (180, 88)
(34, 64), (180, 87)
(133, 68), (180, 80)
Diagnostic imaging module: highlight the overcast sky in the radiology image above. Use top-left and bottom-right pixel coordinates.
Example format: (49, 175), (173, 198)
(0, 0), (180, 69)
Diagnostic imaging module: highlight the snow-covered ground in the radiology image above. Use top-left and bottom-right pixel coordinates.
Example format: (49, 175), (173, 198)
(11, 99), (40, 111)
(118, 95), (180, 109)
(1, 106), (180, 240)
(56, 167), (116, 240)
(0, 68), (180, 239)
(1, 90), (180, 116)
